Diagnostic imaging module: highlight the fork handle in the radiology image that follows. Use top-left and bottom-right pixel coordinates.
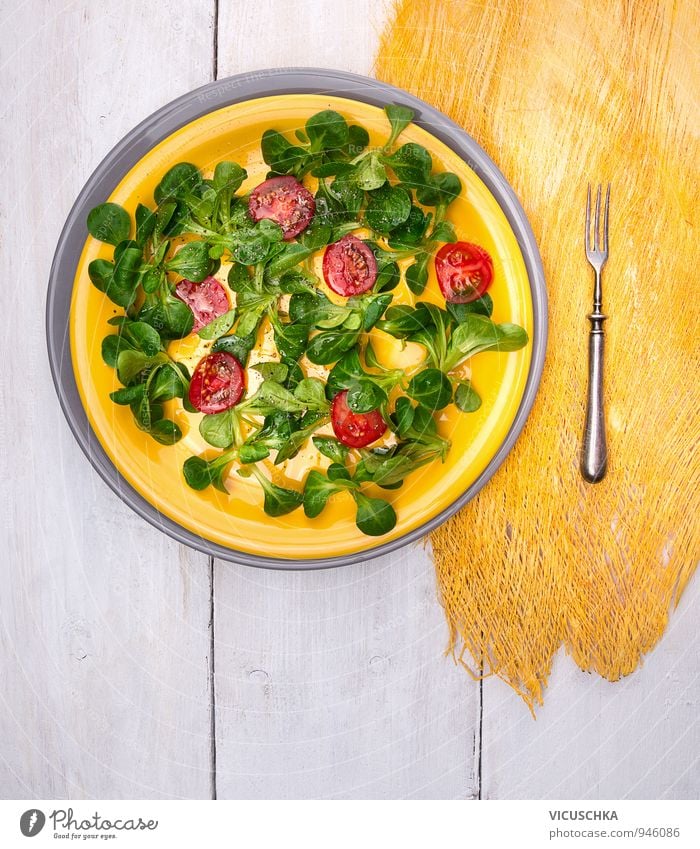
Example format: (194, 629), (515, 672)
(581, 320), (607, 483)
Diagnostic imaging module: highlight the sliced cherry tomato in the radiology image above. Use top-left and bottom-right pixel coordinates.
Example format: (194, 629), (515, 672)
(248, 175), (315, 240)
(435, 241), (494, 303)
(175, 276), (230, 333)
(330, 389), (387, 448)
(189, 352), (245, 414)
(323, 235), (378, 296)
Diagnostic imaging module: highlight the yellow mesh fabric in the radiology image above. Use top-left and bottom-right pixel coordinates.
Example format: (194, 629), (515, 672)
(375, 0), (699, 711)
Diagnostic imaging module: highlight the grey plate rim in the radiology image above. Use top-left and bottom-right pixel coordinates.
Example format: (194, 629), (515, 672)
(46, 67), (547, 570)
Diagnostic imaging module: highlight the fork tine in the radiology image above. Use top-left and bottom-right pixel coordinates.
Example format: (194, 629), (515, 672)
(603, 183), (610, 253)
(585, 184), (591, 251)
(594, 184), (602, 251)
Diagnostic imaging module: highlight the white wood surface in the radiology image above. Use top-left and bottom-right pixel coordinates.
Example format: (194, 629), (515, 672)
(483, 576), (700, 799)
(1, 0), (697, 801)
(0, 0), (216, 799)
(213, 547), (479, 799)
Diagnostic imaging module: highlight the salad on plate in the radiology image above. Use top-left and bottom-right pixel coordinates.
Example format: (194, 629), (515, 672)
(85, 104), (528, 537)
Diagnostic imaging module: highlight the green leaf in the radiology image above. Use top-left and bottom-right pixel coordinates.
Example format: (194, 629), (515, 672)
(142, 268), (162, 294)
(238, 443), (271, 465)
(353, 152), (387, 191)
(327, 462), (353, 482)
(139, 295), (194, 339)
(305, 329), (359, 365)
(361, 293), (393, 331)
(212, 333), (256, 364)
(407, 368), (453, 410)
(109, 384), (145, 405)
(346, 379), (385, 413)
(376, 304), (433, 338)
(382, 142), (432, 187)
(236, 292), (274, 338)
(198, 309), (237, 341)
(375, 261), (400, 292)
(150, 419), (182, 445)
(165, 241), (212, 282)
(95, 245), (141, 308)
(272, 320), (309, 360)
(326, 347), (365, 395)
(155, 202), (176, 237)
(303, 470), (339, 519)
(384, 104), (414, 148)
(276, 269), (317, 294)
(227, 262), (255, 292)
(306, 110), (349, 152)
(252, 361), (289, 383)
(354, 492), (397, 536)
(150, 364), (186, 402)
(87, 202), (131, 246)
(101, 333), (133, 368)
(454, 381), (482, 413)
(312, 437), (349, 465)
(245, 381), (305, 414)
(429, 219), (457, 244)
(299, 221), (334, 251)
(411, 404), (439, 438)
(212, 161), (246, 192)
(329, 176), (364, 218)
(393, 397), (415, 437)
(416, 172), (462, 207)
(364, 184), (412, 234)
(132, 393), (156, 431)
(446, 294), (494, 321)
(200, 410), (236, 448)
(293, 378), (329, 412)
(135, 203), (156, 247)
(261, 130), (307, 174)
(124, 321), (162, 356)
(154, 163), (202, 203)
(444, 315), (529, 371)
(183, 456), (220, 491)
(230, 222), (284, 265)
(405, 253), (430, 295)
(347, 124), (370, 153)
(88, 259), (114, 293)
(366, 454), (415, 487)
(256, 472), (304, 517)
(116, 350), (167, 385)
(266, 243), (312, 277)
(288, 291), (350, 327)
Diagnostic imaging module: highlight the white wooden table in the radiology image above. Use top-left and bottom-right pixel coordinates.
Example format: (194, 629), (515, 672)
(1, 0), (698, 800)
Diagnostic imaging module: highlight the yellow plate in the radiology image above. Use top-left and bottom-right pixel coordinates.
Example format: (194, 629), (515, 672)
(70, 94), (533, 561)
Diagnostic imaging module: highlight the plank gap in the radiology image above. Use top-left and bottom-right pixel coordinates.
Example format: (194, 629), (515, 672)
(208, 0), (219, 802)
(208, 555), (217, 800)
(212, 0), (219, 81)
(477, 676), (483, 799)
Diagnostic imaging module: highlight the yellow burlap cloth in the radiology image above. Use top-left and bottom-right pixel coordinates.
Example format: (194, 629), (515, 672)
(375, 0), (699, 710)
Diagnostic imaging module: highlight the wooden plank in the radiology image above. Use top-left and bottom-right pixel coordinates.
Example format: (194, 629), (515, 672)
(217, 0), (393, 77)
(481, 576), (700, 799)
(212, 0), (479, 800)
(213, 546), (480, 799)
(0, 0), (215, 798)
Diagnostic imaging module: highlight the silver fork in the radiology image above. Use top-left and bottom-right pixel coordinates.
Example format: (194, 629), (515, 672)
(581, 184), (610, 483)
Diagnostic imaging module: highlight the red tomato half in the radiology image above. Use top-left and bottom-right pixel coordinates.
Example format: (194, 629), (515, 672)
(435, 241), (494, 304)
(330, 390), (387, 449)
(175, 276), (230, 332)
(248, 175), (315, 240)
(323, 235), (378, 296)
(189, 353), (245, 414)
